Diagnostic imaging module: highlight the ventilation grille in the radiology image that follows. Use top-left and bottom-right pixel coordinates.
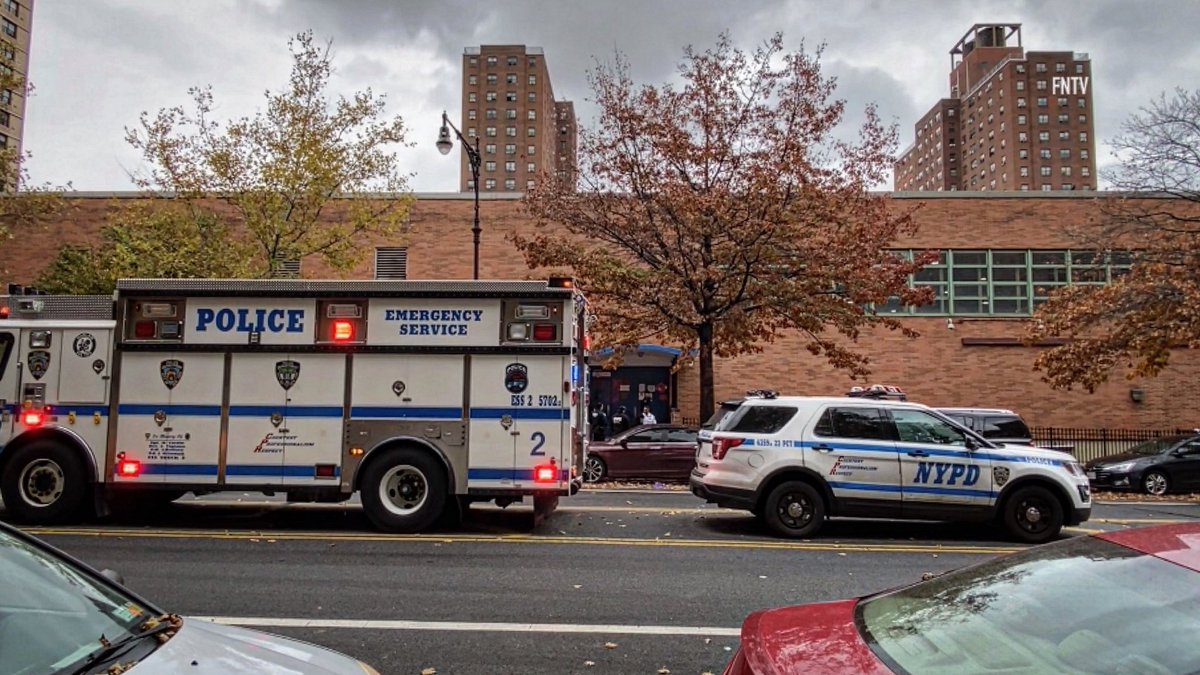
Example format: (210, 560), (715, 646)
(375, 247), (408, 280)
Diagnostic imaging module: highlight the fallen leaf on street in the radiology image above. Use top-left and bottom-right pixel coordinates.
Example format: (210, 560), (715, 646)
(421, 669), (437, 675)
(605, 642), (618, 650)
(573, 585), (582, 589)
(758, 575), (767, 579)
(584, 661), (595, 667)
(658, 668), (670, 674)
(704, 638), (711, 645)
(837, 552), (846, 556)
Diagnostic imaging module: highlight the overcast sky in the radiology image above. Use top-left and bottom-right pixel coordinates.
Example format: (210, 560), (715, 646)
(22, 0), (1200, 192)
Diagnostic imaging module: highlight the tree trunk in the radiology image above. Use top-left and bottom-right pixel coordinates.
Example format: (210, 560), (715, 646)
(698, 320), (715, 423)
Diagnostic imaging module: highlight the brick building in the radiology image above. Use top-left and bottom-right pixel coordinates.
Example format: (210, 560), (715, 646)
(459, 45), (577, 192)
(0, 0), (32, 166)
(894, 24), (1097, 193)
(3, 191), (1197, 430)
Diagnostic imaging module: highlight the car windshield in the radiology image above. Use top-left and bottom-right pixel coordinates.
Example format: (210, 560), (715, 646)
(0, 528), (149, 674)
(1126, 437), (1189, 456)
(857, 536), (1200, 674)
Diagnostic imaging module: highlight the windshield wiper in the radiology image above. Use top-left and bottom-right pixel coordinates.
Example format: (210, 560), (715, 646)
(65, 615), (181, 675)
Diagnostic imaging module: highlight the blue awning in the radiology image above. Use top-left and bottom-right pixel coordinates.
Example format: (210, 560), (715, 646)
(591, 344), (683, 358)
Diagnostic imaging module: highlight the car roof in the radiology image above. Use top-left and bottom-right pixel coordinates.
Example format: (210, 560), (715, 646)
(742, 396), (933, 410)
(1097, 523), (1200, 573)
(936, 407), (1019, 415)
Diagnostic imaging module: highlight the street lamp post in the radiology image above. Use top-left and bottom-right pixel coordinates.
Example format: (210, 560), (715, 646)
(437, 110), (482, 280)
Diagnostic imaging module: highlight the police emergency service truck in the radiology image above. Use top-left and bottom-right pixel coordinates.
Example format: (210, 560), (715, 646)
(691, 387), (1092, 543)
(0, 278), (589, 532)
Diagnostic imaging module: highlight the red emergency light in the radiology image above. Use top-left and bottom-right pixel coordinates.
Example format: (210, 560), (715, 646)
(532, 324), (557, 341)
(534, 461), (558, 483)
(22, 410), (44, 427)
(117, 459), (142, 478)
(332, 320), (355, 342)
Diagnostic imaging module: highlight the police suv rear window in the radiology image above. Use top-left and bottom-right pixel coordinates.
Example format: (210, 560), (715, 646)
(703, 401), (742, 430)
(722, 406), (798, 434)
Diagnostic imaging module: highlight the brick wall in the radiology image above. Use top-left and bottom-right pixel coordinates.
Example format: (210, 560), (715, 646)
(5, 191), (1197, 428)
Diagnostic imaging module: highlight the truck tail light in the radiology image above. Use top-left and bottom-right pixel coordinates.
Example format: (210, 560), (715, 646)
(532, 324), (557, 341)
(711, 437), (744, 460)
(134, 321), (156, 338)
(118, 459), (142, 477)
(534, 460), (558, 483)
(22, 410), (45, 427)
(332, 320), (355, 342)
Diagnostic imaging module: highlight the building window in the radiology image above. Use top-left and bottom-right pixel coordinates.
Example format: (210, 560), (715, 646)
(485, 109), (497, 119)
(1057, 97), (1068, 107)
(1019, 149), (1028, 159)
(1075, 63), (1084, 74)
(486, 56), (497, 66)
(484, 143), (496, 154)
(1038, 114), (1049, 124)
(485, 178), (496, 190)
(6, 0), (19, 15)
(2, 19), (15, 38)
(1021, 184), (1030, 191)
(1017, 97), (1027, 108)
(1036, 97), (1047, 107)
(1062, 183), (1074, 191)
(527, 145), (535, 155)
(1061, 165), (1072, 175)
(506, 55), (517, 66)
(503, 91), (514, 102)
(0, 110), (8, 127)
(506, 109), (516, 119)
(504, 144), (515, 155)
(486, 74), (497, 85)
(506, 73), (517, 84)
(1020, 166), (1029, 176)
(374, 247), (408, 280)
(468, 75), (477, 85)
(527, 110), (536, 120)
(1055, 62), (1066, 72)
(505, 178), (516, 190)
(1060, 149), (1071, 160)
(1041, 184), (1053, 191)
(1036, 62), (1047, 73)
(1058, 130), (1069, 141)
(1080, 149), (1089, 160)
(528, 56), (537, 68)
(505, 126), (516, 137)
(1016, 64), (1026, 73)
(1078, 114), (1088, 124)
(528, 74), (537, 85)
(1036, 80), (1047, 90)
(468, 92), (477, 102)
(1, 44), (13, 61)
(484, 161), (496, 172)
(1040, 149), (1051, 159)
(467, 110), (477, 121)
(466, 179), (475, 190)
(1018, 132), (1028, 142)
(1082, 167), (1090, 176)
(485, 91), (496, 101)
(1017, 114), (1026, 125)
(485, 127), (496, 137)
(467, 127), (477, 138)
(1040, 166), (1052, 176)
(527, 127), (536, 137)
(469, 56), (478, 66)
(1038, 131), (1050, 141)
(1016, 80), (1025, 91)
(528, 92), (536, 102)
(1077, 98), (1087, 108)
(1058, 114), (1069, 124)
(947, 108), (955, 117)
(527, 162), (535, 172)
(505, 161), (516, 172)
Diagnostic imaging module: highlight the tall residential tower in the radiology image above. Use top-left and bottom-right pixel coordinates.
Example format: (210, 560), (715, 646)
(1, 0), (32, 167)
(894, 24), (1096, 192)
(459, 45), (577, 193)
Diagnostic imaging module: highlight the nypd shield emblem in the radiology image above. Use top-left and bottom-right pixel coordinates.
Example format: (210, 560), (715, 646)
(27, 350), (50, 380)
(504, 363), (528, 393)
(275, 360), (301, 391)
(160, 359), (184, 390)
(993, 466), (1011, 487)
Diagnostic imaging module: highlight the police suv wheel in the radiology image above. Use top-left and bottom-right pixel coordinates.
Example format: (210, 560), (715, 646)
(582, 456), (606, 483)
(1142, 470), (1170, 496)
(360, 448), (447, 533)
(762, 481), (825, 539)
(1002, 485), (1064, 544)
(0, 440), (88, 524)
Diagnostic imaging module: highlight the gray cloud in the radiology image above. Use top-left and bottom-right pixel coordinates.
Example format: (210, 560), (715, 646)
(22, 0), (1200, 191)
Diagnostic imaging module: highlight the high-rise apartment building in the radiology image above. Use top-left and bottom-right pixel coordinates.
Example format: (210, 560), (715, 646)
(0, 0), (32, 167)
(895, 24), (1096, 192)
(459, 45), (577, 193)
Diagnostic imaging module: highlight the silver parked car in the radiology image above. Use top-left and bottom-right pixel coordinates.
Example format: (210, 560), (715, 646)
(0, 520), (379, 674)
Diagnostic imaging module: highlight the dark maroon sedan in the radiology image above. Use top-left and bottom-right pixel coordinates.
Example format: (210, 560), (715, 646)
(583, 424), (698, 482)
(724, 523), (1200, 674)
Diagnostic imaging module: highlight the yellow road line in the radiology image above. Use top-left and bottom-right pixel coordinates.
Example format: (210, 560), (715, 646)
(22, 526), (1020, 555)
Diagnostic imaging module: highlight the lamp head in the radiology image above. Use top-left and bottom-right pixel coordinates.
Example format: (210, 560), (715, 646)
(436, 124), (453, 155)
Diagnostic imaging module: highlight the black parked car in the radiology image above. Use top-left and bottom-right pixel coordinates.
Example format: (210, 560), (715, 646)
(936, 407), (1034, 445)
(1086, 435), (1200, 496)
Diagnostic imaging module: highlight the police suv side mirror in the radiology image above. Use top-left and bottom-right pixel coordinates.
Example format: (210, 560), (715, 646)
(965, 437), (980, 451)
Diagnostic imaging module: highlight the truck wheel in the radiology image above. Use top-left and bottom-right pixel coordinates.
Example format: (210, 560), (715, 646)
(1003, 485), (1064, 543)
(360, 448), (447, 533)
(762, 481), (825, 538)
(1, 440), (89, 524)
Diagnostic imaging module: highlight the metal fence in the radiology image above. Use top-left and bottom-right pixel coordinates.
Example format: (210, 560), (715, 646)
(1031, 427), (1196, 464)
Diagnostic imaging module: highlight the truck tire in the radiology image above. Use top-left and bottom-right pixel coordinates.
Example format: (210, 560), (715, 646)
(762, 481), (825, 539)
(1002, 485), (1064, 543)
(1, 439), (89, 524)
(360, 447), (447, 533)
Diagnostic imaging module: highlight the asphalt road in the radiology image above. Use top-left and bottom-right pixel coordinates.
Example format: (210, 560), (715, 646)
(6, 490), (1200, 674)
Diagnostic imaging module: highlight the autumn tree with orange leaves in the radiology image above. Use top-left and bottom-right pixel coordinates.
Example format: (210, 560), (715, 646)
(515, 34), (932, 420)
(1028, 88), (1200, 391)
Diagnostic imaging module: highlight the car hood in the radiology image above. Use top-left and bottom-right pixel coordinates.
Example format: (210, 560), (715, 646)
(1086, 452), (1152, 468)
(133, 618), (369, 674)
(738, 600), (892, 675)
(990, 444), (1075, 462)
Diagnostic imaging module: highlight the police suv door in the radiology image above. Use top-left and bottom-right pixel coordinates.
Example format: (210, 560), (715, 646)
(890, 408), (993, 510)
(806, 405), (902, 511)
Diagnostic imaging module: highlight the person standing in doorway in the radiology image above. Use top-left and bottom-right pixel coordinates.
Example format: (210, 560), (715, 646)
(590, 403), (608, 441)
(641, 406), (657, 425)
(611, 406), (632, 435)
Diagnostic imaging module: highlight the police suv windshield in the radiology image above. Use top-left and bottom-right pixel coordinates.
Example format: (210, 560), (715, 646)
(0, 527), (151, 673)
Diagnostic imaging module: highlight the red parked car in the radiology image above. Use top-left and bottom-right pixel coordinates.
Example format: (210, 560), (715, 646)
(583, 424), (699, 482)
(724, 523), (1200, 674)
